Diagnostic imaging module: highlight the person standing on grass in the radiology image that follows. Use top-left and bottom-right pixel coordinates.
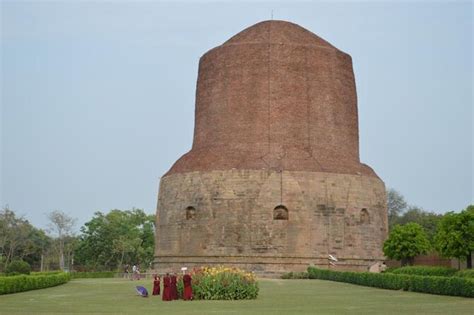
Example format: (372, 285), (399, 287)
(124, 264), (130, 279)
(162, 273), (171, 301)
(170, 273), (178, 299)
(132, 264), (137, 281)
(183, 271), (193, 300)
(152, 275), (161, 296)
(136, 265), (141, 280)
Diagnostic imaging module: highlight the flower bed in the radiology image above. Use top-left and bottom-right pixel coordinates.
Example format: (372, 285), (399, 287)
(177, 266), (259, 300)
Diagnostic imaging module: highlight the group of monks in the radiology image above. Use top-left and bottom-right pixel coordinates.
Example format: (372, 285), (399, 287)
(152, 272), (193, 301)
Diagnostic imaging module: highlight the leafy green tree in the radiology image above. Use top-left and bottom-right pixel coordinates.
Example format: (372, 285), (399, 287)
(386, 188), (408, 229)
(397, 206), (443, 241)
(22, 228), (52, 270)
(383, 222), (431, 266)
(0, 207), (39, 269)
(434, 205), (474, 269)
(75, 208), (155, 271)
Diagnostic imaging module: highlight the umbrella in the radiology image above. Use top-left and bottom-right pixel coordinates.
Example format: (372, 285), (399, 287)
(135, 286), (149, 297)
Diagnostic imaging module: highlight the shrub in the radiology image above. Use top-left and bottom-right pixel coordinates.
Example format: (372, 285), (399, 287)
(5, 260), (31, 275)
(307, 266), (474, 297)
(409, 274), (474, 296)
(31, 271), (63, 276)
(455, 269), (474, 279)
(384, 267), (398, 273)
(0, 273), (71, 295)
(389, 266), (457, 277)
(176, 266), (258, 300)
(70, 271), (115, 279)
(281, 272), (309, 279)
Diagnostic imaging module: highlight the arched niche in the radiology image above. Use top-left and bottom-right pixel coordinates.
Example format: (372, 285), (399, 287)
(360, 208), (369, 224)
(186, 206), (196, 220)
(273, 205), (289, 220)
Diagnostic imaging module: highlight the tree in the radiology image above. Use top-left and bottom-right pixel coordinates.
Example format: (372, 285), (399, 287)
(21, 227), (52, 271)
(397, 206), (443, 241)
(62, 235), (78, 272)
(383, 222), (431, 266)
(47, 210), (76, 271)
(386, 188), (408, 229)
(0, 206), (38, 269)
(434, 205), (474, 269)
(75, 208), (155, 271)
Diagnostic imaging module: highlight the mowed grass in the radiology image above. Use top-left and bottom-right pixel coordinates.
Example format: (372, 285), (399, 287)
(0, 278), (473, 315)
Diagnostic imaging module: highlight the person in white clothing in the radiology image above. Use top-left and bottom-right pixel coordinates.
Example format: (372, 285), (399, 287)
(132, 264), (137, 280)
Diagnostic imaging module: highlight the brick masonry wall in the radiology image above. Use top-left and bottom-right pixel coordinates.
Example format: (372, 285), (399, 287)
(154, 169), (387, 273)
(154, 21), (388, 274)
(165, 20), (378, 178)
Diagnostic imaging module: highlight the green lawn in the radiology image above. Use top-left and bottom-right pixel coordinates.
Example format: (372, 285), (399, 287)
(0, 278), (472, 315)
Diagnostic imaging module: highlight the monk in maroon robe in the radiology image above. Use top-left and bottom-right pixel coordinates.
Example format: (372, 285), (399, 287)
(162, 273), (171, 301)
(183, 273), (192, 300)
(170, 274), (178, 300)
(152, 275), (160, 296)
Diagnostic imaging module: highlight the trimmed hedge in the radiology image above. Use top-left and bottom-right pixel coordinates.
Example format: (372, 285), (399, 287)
(307, 267), (474, 298)
(281, 272), (309, 279)
(0, 273), (71, 295)
(388, 266), (457, 277)
(456, 269), (474, 279)
(70, 271), (115, 279)
(30, 271), (115, 278)
(31, 271), (64, 276)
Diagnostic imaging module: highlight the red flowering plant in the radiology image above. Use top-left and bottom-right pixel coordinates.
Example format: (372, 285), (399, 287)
(176, 266), (258, 300)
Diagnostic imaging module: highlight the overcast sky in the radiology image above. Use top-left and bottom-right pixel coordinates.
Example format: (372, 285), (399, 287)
(1, 1), (472, 231)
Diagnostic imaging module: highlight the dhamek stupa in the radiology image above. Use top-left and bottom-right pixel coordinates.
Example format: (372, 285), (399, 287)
(154, 20), (388, 273)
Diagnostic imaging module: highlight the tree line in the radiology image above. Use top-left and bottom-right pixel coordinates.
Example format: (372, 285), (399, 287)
(385, 189), (473, 268)
(0, 207), (155, 273)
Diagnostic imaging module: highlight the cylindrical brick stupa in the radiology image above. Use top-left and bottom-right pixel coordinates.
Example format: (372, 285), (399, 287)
(154, 20), (387, 274)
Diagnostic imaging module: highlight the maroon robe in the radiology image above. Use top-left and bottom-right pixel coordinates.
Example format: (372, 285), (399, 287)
(170, 275), (178, 300)
(162, 275), (171, 301)
(152, 276), (160, 295)
(183, 274), (192, 300)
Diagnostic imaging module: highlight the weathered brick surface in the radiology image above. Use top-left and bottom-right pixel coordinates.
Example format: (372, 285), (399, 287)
(155, 170), (387, 273)
(154, 20), (388, 274)
(166, 20), (376, 177)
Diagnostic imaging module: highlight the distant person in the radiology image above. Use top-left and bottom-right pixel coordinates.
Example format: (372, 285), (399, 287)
(136, 265), (141, 280)
(152, 275), (161, 296)
(183, 271), (193, 300)
(162, 273), (171, 301)
(132, 265), (137, 280)
(170, 273), (178, 299)
(124, 264), (130, 279)
(380, 262), (387, 273)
